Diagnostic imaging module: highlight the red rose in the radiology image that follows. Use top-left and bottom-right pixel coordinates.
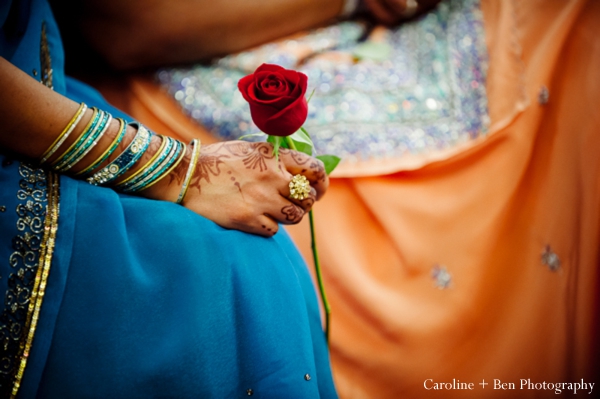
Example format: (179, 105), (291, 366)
(238, 64), (308, 137)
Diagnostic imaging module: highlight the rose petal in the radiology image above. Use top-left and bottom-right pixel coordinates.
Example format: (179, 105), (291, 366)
(237, 74), (256, 103)
(255, 63), (285, 74)
(258, 74), (290, 99)
(261, 96), (308, 136)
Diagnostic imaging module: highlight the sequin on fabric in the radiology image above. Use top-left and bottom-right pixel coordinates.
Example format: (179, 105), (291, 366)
(432, 264), (452, 289)
(541, 245), (560, 272)
(40, 22), (53, 89)
(158, 0), (489, 164)
(0, 163), (60, 398)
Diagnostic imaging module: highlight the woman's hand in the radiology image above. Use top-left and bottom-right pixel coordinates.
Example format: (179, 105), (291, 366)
(361, 0), (442, 25)
(168, 141), (328, 237)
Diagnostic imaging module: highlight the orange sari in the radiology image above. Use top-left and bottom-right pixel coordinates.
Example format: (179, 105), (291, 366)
(98, 0), (600, 397)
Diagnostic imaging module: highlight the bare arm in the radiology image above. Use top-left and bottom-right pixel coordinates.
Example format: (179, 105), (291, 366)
(68, 0), (345, 70)
(0, 57), (328, 236)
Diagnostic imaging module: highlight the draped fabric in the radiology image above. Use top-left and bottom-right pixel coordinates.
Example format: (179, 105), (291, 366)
(102, 0), (600, 397)
(0, 0), (338, 397)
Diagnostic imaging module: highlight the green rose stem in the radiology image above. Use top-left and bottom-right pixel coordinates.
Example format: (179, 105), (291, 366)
(285, 136), (331, 344)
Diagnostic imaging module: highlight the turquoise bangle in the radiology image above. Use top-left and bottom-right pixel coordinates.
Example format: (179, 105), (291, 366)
(86, 122), (152, 186)
(50, 108), (105, 171)
(117, 135), (174, 191)
(122, 139), (185, 193)
(77, 117), (127, 176)
(40, 102), (88, 164)
(57, 112), (112, 172)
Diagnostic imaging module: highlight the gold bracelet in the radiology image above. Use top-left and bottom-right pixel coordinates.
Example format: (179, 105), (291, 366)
(76, 117), (128, 176)
(50, 107), (99, 168)
(140, 141), (187, 191)
(40, 102), (87, 164)
(176, 139), (201, 204)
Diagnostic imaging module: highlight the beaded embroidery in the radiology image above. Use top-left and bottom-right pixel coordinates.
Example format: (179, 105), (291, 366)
(158, 0), (489, 164)
(40, 22), (53, 89)
(0, 163), (59, 398)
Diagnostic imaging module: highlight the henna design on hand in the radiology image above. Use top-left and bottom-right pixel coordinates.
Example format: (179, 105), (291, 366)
(310, 161), (326, 182)
(188, 152), (229, 194)
(281, 203), (304, 223)
(282, 148), (310, 166)
(225, 142), (274, 172)
(302, 197), (315, 209)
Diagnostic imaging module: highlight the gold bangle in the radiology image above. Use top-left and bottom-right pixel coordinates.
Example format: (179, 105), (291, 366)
(141, 141), (187, 191)
(115, 135), (166, 186)
(176, 139), (201, 204)
(57, 113), (113, 172)
(50, 107), (98, 167)
(76, 117), (127, 176)
(40, 102), (87, 164)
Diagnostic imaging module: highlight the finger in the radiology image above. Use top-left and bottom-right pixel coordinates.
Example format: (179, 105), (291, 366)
(362, 0), (401, 25)
(380, 0), (408, 15)
(274, 202), (306, 225)
(278, 149), (329, 200)
(280, 180), (317, 213)
(255, 214), (280, 237)
(262, 187), (307, 225)
(228, 213), (280, 237)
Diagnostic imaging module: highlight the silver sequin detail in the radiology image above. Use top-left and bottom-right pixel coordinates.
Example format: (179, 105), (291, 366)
(0, 206), (6, 212)
(432, 264), (452, 289)
(538, 86), (549, 105)
(246, 388), (253, 396)
(541, 245), (560, 271)
(304, 374), (311, 381)
(158, 0), (489, 164)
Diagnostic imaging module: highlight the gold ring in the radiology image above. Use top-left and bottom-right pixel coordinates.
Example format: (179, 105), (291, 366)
(289, 174), (311, 200)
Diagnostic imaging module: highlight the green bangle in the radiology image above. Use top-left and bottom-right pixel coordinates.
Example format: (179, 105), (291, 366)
(116, 135), (172, 191)
(56, 112), (112, 172)
(86, 122), (152, 186)
(40, 102), (88, 164)
(122, 138), (185, 193)
(50, 108), (101, 169)
(76, 117), (128, 176)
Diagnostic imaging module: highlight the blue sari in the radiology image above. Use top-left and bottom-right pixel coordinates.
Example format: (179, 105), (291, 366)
(0, 1), (337, 397)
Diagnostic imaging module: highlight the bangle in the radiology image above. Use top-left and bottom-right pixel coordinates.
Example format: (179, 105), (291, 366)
(76, 117), (127, 176)
(50, 108), (102, 169)
(86, 122), (152, 186)
(40, 102), (88, 164)
(115, 135), (169, 190)
(56, 112), (113, 172)
(176, 139), (201, 204)
(122, 138), (186, 193)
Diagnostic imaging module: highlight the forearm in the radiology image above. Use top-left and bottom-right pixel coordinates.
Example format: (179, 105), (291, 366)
(74, 0), (344, 70)
(0, 57), (84, 158)
(0, 57), (185, 200)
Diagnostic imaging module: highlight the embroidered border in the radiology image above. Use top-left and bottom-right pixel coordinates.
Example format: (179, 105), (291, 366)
(0, 164), (60, 398)
(40, 22), (53, 89)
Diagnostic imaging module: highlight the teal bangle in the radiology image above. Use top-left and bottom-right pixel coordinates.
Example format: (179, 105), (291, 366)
(122, 138), (184, 193)
(86, 122), (152, 186)
(57, 112), (112, 172)
(40, 102), (88, 164)
(116, 135), (174, 191)
(51, 108), (102, 170)
(77, 117), (127, 176)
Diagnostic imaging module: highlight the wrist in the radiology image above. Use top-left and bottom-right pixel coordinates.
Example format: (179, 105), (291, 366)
(137, 138), (193, 203)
